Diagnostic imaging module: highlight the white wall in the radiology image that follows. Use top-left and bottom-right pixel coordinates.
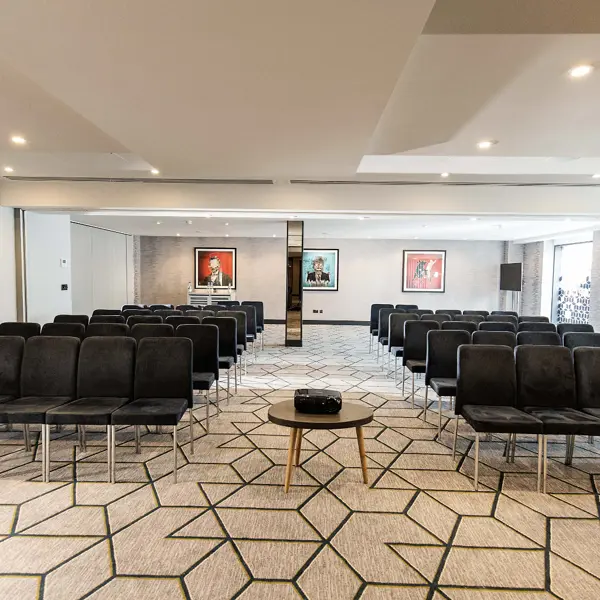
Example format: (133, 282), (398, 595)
(0, 206), (16, 322)
(71, 223), (132, 314)
(25, 212), (72, 324)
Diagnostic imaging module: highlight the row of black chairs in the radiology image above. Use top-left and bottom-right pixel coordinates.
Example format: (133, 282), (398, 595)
(121, 300), (245, 312)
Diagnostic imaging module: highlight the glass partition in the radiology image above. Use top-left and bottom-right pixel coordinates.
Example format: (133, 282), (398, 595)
(285, 221), (303, 346)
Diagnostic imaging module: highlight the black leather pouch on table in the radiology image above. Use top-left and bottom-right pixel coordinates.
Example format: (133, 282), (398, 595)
(294, 389), (342, 414)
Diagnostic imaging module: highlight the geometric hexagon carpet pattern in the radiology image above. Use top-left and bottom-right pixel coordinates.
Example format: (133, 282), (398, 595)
(0, 325), (598, 599)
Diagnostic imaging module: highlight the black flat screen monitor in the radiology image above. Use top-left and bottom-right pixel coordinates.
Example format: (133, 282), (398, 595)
(500, 263), (522, 292)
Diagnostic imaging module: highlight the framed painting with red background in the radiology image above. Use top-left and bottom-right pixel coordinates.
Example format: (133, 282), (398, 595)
(402, 250), (446, 293)
(194, 248), (237, 289)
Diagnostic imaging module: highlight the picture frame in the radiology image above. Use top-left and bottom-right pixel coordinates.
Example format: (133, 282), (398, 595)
(302, 249), (339, 291)
(194, 247), (237, 289)
(402, 250), (446, 293)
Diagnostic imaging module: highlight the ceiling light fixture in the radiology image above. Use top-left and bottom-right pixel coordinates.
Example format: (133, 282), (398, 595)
(440, 172), (449, 178)
(476, 140), (497, 150)
(225, 234), (229, 237)
(156, 221), (161, 225)
(150, 168), (159, 175)
(186, 220), (192, 225)
(176, 233), (180, 237)
(3, 166), (13, 173)
(225, 222), (229, 226)
(593, 174), (600, 179)
(568, 64), (594, 78)
(272, 234), (277, 237)
(11, 135), (26, 145)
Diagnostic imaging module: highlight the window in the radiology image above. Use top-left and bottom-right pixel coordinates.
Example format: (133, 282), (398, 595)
(553, 242), (592, 324)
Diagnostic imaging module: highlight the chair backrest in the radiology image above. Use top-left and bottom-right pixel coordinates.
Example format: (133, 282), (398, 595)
(149, 304), (174, 311)
(21, 336), (79, 398)
(436, 309), (462, 316)
(472, 331), (517, 348)
(220, 300), (241, 307)
(517, 331), (561, 346)
(0, 336), (25, 397)
(54, 314), (89, 327)
(491, 310), (519, 318)
(454, 314), (485, 324)
(378, 308), (403, 339)
(421, 314), (449, 325)
(369, 304), (393, 331)
(134, 338), (193, 406)
(186, 310), (215, 320)
(78, 336), (135, 399)
(388, 313), (419, 348)
(441, 320), (477, 334)
(175, 305), (198, 312)
(574, 347), (600, 410)
(563, 332), (600, 351)
(478, 321), (516, 333)
(463, 310), (489, 317)
(41, 322), (86, 340)
(127, 315), (163, 327)
(86, 323), (129, 337)
(396, 304), (418, 311)
(425, 329), (470, 384)
(0, 322), (41, 340)
(92, 309), (122, 316)
(89, 315), (126, 325)
(516, 345), (576, 409)
(122, 304), (146, 311)
(165, 316), (201, 329)
(237, 305), (257, 337)
(130, 324), (174, 343)
(517, 322), (556, 333)
(176, 324), (219, 378)
(219, 310), (247, 348)
(518, 316), (550, 323)
(457, 345), (516, 411)
(154, 309), (183, 319)
(242, 301), (265, 328)
(486, 314), (518, 327)
(414, 309), (434, 317)
(403, 320), (440, 365)
(122, 309), (152, 319)
(203, 317), (237, 360)
(557, 323), (594, 339)
(205, 305), (226, 313)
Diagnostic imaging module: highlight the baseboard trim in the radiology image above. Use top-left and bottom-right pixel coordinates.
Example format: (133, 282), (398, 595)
(264, 319), (369, 326)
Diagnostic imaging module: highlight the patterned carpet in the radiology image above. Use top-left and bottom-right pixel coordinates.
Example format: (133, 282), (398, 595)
(0, 325), (599, 599)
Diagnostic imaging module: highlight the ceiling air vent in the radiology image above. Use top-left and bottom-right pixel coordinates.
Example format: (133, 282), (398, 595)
(4, 176), (275, 185)
(289, 179), (600, 188)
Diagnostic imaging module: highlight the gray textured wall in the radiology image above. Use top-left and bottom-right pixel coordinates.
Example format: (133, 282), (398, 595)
(520, 241), (543, 315)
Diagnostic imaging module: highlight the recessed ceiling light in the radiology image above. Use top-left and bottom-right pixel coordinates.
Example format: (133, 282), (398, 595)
(440, 172), (449, 178)
(3, 166), (13, 173)
(225, 234), (229, 237)
(469, 217), (478, 221)
(150, 168), (160, 175)
(11, 135), (26, 145)
(414, 236), (419, 239)
(186, 220), (193, 225)
(272, 234), (277, 237)
(568, 64), (594, 78)
(176, 233), (180, 237)
(156, 221), (161, 225)
(477, 140), (497, 150)
(225, 222), (229, 226)
(593, 174), (600, 179)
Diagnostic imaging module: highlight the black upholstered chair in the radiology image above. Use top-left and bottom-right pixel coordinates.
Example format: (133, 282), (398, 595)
(46, 337), (135, 482)
(127, 315), (163, 328)
(149, 304), (174, 311)
(110, 337), (193, 483)
(472, 331), (517, 348)
(220, 311), (247, 382)
(242, 301), (265, 350)
(154, 309), (183, 319)
(238, 305), (258, 357)
(41, 322), (86, 340)
(455, 314), (485, 325)
(205, 305), (226, 313)
(92, 309), (122, 317)
(130, 324), (174, 343)
(518, 316), (550, 323)
(396, 304), (418, 311)
(463, 310), (489, 317)
(402, 320), (440, 405)
(491, 311), (519, 318)
(441, 321), (477, 334)
(478, 321), (516, 333)
(563, 332), (600, 350)
(0, 336), (25, 446)
(89, 315), (126, 325)
(176, 305), (198, 312)
(54, 314), (89, 327)
(421, 314), (450, 325)
(186, 310), (215, 321)
(204, 317), (238, 397)
(122, 309), (152, 320)
(436, 310), (462, 317)
(86, 323), (129, 337)
(485, 314), (518, 327)
(0, 336), (79, 481)
(122, 304), (147, 311)
(413, 309), (434, 317)
(424, 329), (470, 436)
(165, 316), (201, 329)
(369, 304), (393, 353)
(378, 308), (403, 363)
(516, 345), (600, 491)
(454, 345), (543, 491)
(517, 331), (561, 346)
(0, 322), (41, 340)
(517, 322), (556, 333)
(557, 323), (594, 342)
(574, 347), (600, 444)
(388, 313), (419, 384)
(219, 300), (241, 307)
(177, 324), (220, 435)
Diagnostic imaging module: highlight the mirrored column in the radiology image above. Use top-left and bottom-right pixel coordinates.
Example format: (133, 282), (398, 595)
(285, 221), (303, 347)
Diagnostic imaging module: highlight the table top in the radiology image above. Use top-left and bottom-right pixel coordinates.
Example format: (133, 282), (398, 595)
(268, 400), (374, 430)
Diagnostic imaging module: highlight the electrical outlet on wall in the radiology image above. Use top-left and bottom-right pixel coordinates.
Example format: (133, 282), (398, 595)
(312, 309), (318, 313)
(319, 310), (323, 313)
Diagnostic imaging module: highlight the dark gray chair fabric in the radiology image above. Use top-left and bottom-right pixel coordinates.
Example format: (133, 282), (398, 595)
(517, 322), (556, 333)
(219, 300), (241, 307)
(154, 309), (183, 319)
(186, 310), (215, 321)
(403, 320), (440, 371)
(413, 310), (434, 317)
(472, 331), (517, 348)
(557, 323), (594, 341)
(205, 305), (226, 313)
(463, 310), (489, 317)
(220, 311), (247, 354)
(122, 304), (147, 311)
(149, 304), (174, 311)
(441, 321), (477, 334)
(242, 301), (265, 333)
(92, 309), (122, 316)
(396, 304), (418, 311)
(574, 348), (600, 418)
(122, 309), (152, 320)
(454, 314), (485, 324)
(436, 309), (462, 316)
(563, 332), (600, 350)
(378, 308), (404, 347)
(491, 311), (519, 318)
(127, 315), (163, 327)
(237, 305), (257, 342)
(0, 336), (79, 424)
(41, 322), (86, 340)
(176, 325), (219, 391)
(426, 329), (470, 397)
(0, 322), (41, 340)
(89, 315), (126, 324)
(86, 323), (129, 337)
(204, 317), (237, 370)
(478, 321), (517, 333)
(54, 314), (89, 327)
(165, 316), (202, 329)
(176, 305), (198, 312)
(518, 316), (550, 323)
(47, 337), (135, 426)
(517, 331), (561, 346)
(388, 313), (419, 357)
(421, 314), (450, 325)
(130, 324), (174, 343)
(486, 315), (518, 327)
(0, 336), (25, 401)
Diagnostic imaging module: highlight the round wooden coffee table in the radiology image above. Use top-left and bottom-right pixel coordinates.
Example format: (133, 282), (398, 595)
(268, 400), (374, 492)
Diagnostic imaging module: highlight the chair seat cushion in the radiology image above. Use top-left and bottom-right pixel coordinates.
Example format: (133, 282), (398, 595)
(46, 397), (130, 425)
(406, 359), (426, 373)
(379, 337), (388, 346)
(390, 346), (403, 357)
(192, 372), (216, 390)
(582, 408), (600, 419)
(246, 335), (256, 342)
(0, 395), (14, 404)
(430, 378), (457, 397)
(0, 397), (72, 424)
(371, 329), (378, 337)
(524, 407), (600, 435)
(462, 405), (543, 434)
(219, 357), (235, 369)
(111, 398), (188, 426)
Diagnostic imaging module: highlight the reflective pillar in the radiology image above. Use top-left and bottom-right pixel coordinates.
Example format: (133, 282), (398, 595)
(285, 221), (303, 347)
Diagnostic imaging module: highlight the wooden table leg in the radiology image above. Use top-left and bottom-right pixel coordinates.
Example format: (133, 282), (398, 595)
(356, 426), (368, 484)
(294, 428), (303, 466)
(284, 428), (298, 493)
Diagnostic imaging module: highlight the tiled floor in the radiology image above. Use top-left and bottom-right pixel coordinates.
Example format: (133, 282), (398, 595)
(0, 325), (599, 599)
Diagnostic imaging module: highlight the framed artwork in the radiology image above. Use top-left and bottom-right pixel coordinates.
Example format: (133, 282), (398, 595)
(194, 248), (237, 289)
(302, 249), (339, 291)
(402, 250), (446, 293)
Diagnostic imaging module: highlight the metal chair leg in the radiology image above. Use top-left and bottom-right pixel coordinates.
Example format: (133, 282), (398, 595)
(41, 424), (47, 482)
(106, 425), (112, 483)
(423, 386), (428, 421)
(474, 432), (480, 491)
(452, 417), (459, 461)
(438, 394), (443, 438)
(543, 435), (548, 494)
(234, 362), (238, 393)
(537, 434), (543, 493)
(511, 433), (517, 463)
(135, 425), (141, 454)
(504, 434), (512, 463)
(23, 424), (31, 453)
(411, 371), (415, 408)
(589, 436), (594, 445)
(206, 390), (210, 433)
(227, 369), (230, 403)
(190, 409), (194, 454)
(110, 425), (117, 483)
(173, 425), (178, 484)
(216, 383), (220, 413)
(402, 365), (405, 396)
(46, 424), (51, 483)
(394, 356), (398, 385)
(81, 425), (87, 453)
